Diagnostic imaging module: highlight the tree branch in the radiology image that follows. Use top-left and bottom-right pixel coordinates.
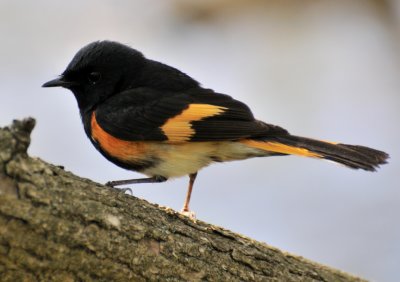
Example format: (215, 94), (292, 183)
(0, 118), (365, 281)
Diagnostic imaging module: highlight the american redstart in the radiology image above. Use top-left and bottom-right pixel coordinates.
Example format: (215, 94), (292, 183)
(43, 41), (389, 215)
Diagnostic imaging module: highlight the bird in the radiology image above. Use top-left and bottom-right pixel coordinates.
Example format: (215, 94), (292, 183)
(43, 40), (389, 216)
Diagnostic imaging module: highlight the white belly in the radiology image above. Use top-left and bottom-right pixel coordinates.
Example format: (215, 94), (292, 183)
(142, 141), (266, 178)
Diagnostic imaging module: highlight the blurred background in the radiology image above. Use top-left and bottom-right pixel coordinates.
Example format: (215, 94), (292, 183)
(1, 0), (399, 281)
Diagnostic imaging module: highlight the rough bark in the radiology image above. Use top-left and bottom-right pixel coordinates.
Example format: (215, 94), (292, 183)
(0, 118), (366, 282)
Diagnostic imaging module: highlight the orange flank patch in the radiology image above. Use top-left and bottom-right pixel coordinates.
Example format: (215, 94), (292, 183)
(240, 139), (322, 158)
(91, 112), (148, 162)
(161, 104), (227, 142)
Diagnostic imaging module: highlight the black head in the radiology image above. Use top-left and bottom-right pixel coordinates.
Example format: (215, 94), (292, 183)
(42, 41), (145, 111)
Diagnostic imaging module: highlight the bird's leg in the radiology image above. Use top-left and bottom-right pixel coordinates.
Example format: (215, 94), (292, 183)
(106, 175), (167, 187)
(180, 172), (198, 218)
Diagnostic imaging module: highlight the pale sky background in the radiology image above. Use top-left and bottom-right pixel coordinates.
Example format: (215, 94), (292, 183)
(1, 1), (399, 281)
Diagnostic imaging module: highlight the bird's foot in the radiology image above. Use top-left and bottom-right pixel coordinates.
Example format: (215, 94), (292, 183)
(117, 187), (133, 195)
(105, 181), (116, 187)
(180, 208), (196, 221)
(105, 182), (133, 195)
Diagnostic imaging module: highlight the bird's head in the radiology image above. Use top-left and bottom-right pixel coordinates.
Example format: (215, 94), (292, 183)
(42, 41), (145, 112)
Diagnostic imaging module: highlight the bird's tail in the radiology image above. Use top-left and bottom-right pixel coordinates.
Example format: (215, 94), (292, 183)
(241, 135), (389, 171)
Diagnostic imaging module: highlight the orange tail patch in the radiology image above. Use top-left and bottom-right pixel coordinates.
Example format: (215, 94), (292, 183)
(240, 139), (322, 158)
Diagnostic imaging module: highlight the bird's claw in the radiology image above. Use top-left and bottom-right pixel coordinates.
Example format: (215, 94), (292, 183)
(180, 209), (196, 220)
(118, 187), (133, 195)
(105, 182), (133, 195)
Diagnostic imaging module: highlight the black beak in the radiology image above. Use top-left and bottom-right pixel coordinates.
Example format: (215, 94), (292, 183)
(42, 76), (78, 88)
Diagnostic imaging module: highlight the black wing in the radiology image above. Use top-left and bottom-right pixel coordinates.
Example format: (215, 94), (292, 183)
(95, 87), (288, 142)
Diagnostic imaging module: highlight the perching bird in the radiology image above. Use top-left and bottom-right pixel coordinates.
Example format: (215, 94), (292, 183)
(43, 41), (389, 215)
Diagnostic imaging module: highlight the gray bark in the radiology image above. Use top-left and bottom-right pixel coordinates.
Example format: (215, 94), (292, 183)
(0, 118), (366, 281)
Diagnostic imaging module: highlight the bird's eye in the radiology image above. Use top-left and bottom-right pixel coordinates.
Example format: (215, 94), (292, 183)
(87, 72), (101, 84)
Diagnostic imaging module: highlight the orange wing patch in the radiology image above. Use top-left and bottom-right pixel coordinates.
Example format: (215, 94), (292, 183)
(241, 139), (322, 158)
(161, 104), (227, 142)
(91, 112), (148, 162)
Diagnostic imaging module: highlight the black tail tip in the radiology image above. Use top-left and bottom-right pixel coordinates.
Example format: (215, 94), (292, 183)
(338, 144), (389, 172)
